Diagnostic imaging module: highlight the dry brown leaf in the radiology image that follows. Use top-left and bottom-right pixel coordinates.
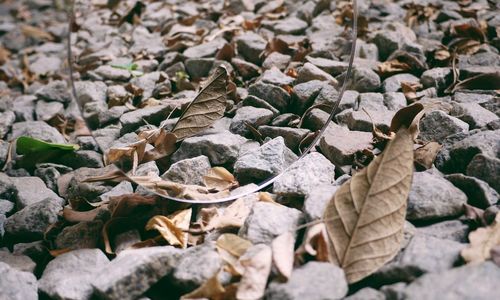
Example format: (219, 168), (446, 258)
(171, 65), (228, 141)
(389, 102), (425, 140)
(271, 232), (295, 280)
(203, 167), (239, 191)
(236, 244), (272, 300)
(141, 129), (177, 162)
(62, 207), (104, 223)
(414, 142), (442, 170)
(323, 126), (415, 283)
(20, 24), (54, 41)
(295, 223), (330, 262)
(145, 208), (192, 248)
(208, 198), (251, 230)
(450, 73), (500, 93)
(0, 47), (10, 65)
(180, 273), (226, 300)
(462, 213), (500, 264)
(216, 233), (253, 276)
(105, 139), (147, 171)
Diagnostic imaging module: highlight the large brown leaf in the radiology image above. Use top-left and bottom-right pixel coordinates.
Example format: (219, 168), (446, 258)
(170, 65), (228, 141)
(323, 127), (414, 283)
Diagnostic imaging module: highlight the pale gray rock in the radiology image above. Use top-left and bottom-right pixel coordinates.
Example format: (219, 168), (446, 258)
(451, 102), (499, 129)
(384, 92), (407, 111)
(261, 67), (295, 86)
(258, 126), (310, 151)
(296, 62), (337, 84)
(248, 82), (291, 112)
(345, 288), (385, 300)
(74, 81), (108, 106)
(94, 65), (131, 81)
(239, 202), (303, 244)
(303, 184), (338, 221)
(230, 106), (274, 136)
(421, 68), (452, 91)
(383, 73), (419, 92)
(39, 249), (109, 300)
(419, 110), (469, 141)
(273, 152), (335, 197)
(266, 262), (348, 300)
(35, 80), (71, 103)
(319, 127), (373, 165)
(162, 156), (211, 185)
(235, 32), (267, 65)
(417, 220), (470, 243)
(274, 17), (308, 35)
(0, 262), (37, 300)
(347, 67), (381, 92)
(10, 176), (61, 209)
(0, 111), (15, 139)
(336, 108), (394, 132)
(0, 249), (36, 273)
(11, 121), (65, 143)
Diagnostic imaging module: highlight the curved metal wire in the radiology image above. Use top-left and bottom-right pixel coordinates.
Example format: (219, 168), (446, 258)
(67, 0), (359, 203)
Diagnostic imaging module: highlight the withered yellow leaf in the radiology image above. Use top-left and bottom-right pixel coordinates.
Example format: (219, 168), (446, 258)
(271, 232), (295, 280)
(323, 126), (414, 283)
(180, 273), (226, 300)
(203, 167), (239, 191)
(236, 244), (272, 300)
(462, 213), (500, 264)
(171, 65), (228, 141)
(145, 208), (192, 248)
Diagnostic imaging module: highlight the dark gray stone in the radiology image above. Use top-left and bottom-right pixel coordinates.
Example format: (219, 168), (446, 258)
(234, 137), (297, 183)
(10, 176), (61, 209)
(171, 242), (222, 291)
(236, 32), (267, 65)
(419, 110), (469, 141)
(451, 102), (499, 129)
(39, 249), (109, 300)
(248, 81), (291, 112)
(296, 62), (337, 84)
(446, 130), (499, 173)
(4, 198), (63, 241)
(417, 220), (470, 243)
(466, 154), (500, 193)
(230, 106), (274, 136)
(92, 247), (181, 300)
(258, 126), (310, 151)
(445, 173), (499, 208)
(347, 67), (381, 92)
(55, 221), (103, 250)
(265, 262), (348, 300)
(172, 130), (254, 166)
(407, 171), (467, 221)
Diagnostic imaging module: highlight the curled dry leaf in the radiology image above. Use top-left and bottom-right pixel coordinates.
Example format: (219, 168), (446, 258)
(145, 208), (192, 248)
(140, 129), (177, 163)
(271, 231), (295, 280)
(461, 213), (500, 264)
(180, 273), (226, 300)
(171, 65), (228, 141)
(208, 198), (251, 230)
(295, 223), (330, 262)
(389, 102), (425, 140)
(450, 72), (500, 93)
(236, 244), (273, 300)
(323, 126), (415, 283)
(414, 142), (442, 170)
(20, 24), (54, 41)
(62, 207), (104, 223)
(203, 167), (239, 191)
(130, 173), (230, 201)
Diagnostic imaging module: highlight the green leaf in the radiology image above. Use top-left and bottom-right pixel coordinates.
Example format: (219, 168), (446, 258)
(16, 136), (79, 155)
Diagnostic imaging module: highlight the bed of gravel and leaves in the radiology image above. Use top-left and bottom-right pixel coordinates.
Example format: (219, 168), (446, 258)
(0, 0), (499, 299)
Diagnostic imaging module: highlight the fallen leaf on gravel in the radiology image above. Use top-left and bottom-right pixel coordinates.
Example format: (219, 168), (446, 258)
(236, 245), (272, 300)
(203, 167), (239, 191)
(62, 207), (103, 223)
(216, 233), (253, 275)
(323, 124), (415, 283)
(295, 223), (330, 262)
(20, 24), (54, 41)
(140, 128), (177, 162)
(401, 81), (423, 102)
(181, 273), (227, 300)
(414, 142), (442, 170)
(209, 198), (251, 230)
(16, 136), (80, 169)
(171, 65), (228, 141)
(271, 232), (295, 280)
(389, 102), (425, 139)
(461, 213), (500, 264)
(146, 208), (192, 248)
(105, 139), (147, 171)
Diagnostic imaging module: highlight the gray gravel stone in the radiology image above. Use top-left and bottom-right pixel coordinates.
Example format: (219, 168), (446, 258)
(236, 32), (267, 65)
(11, 121), (65, 143)
(258, 126), (310, 151)
(119, 105), (175, 134)
(291, 80), (326, 113)
(402, 262), (500, 300)
(241, 95), (281, 117)
(303, 184), (338, 221)
(296, 62), (337, 84)
(262, 52), (291, 70)
(10, 176), (61, 209)
(266, 262), (348, 300)
(421, 68), (452, 91)
(0, 262), (37, 300)
(261, 67), (295, 86)
(383, 92), (407, 111)
(171, 242), (222, 291)
(417, 220), (470, 243)
(274, 17), (308, 35)
(374, 234), (464, 283)
(183, 38), (226, 59)
(234, 137), (297, 183)
(358, 92), (386, 111)
(94, 65), (131, 81)
(130, 71), (164, 100)
(345, 287), (385, 300)
(172, 131), (251, 165)
(232, 58), (260, 80)
(451, 102), (499, 129)
(248, 81), (291, 112)
(239, 201), (303, 244)
(162, 155), (211, 185)
(39, 249), (109, 300)
(55, 221), (103, 250)
(336, 108), (394, 132)
(407, 171), (467, 221)
(0, 199), (14, 215)
(92, 247), (181, 300)
(4, 197), (63, 241)
(383, 73), (419, 93)
(319, 127), (373, 165)
(348, 67), (381, 92)
(445, 173), (499, 208)
(466, 154), (500, 193)
(419, 110), (469, 141)
(273, 152), (335, 197)
(35, 80), (71, 103)
(0, 111), (15, 139)
(74, 81), (108, 106)
(230, 106), (274, 136)
(0, 249), (36, 273)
